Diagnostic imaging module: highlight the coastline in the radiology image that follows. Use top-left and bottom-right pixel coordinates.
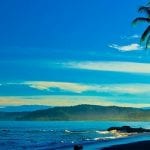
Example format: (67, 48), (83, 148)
(0, 121), (149, 150)
(102, 140), (150, 150)
(65, 132), (150, 150)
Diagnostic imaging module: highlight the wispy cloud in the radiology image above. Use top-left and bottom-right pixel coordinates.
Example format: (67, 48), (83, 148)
(98, 84), (150, 95)
(0, 95), (149, 108)
(109, 43), (142, 52)
(6, 81), (150, 95)
(64, 61), (150, 74)
(130, 34), (140, 39)
(0, 96), (113, 106)
(121, 34), (140, 40)
(21, 81), (90, 93)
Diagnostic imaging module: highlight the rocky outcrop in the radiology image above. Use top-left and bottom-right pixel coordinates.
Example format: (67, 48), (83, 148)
(107, 126), (150, 133)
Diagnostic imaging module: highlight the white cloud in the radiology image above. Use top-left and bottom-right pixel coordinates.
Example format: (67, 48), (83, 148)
(0, 95), (149, 108)
(121, 34), (140, 40)
(0, 96), (113, 106)
(98, 84), (150, 95)
(109, 43), (142, 52)
(9, 81), (150, 95)
(64, 61), (150, 74)
(22, 81), (90, 93)
(131, 34), (140, 39)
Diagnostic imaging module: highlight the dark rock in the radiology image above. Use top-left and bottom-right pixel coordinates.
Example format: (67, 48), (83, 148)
(107, 126), (150, 133)
(74, 144), (83, 150)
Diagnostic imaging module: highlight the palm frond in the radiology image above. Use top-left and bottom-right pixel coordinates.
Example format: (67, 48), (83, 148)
(138, 6), (150, 16)
(132, 17), (150, 25)
(141, 25), (150, 42)
(146, 34), (150, 48)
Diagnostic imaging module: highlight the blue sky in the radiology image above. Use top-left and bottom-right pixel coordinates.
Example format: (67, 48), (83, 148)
(0, 0), (150, 107)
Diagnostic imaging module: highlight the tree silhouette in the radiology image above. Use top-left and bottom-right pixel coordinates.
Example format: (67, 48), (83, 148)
(133, 2), (150, 48)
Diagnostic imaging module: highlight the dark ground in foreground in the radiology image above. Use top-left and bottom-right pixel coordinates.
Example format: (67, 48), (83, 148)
(102, 140), (150, 150)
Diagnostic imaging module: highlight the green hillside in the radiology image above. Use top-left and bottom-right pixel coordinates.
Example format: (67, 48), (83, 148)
(0, 105), (150, 121)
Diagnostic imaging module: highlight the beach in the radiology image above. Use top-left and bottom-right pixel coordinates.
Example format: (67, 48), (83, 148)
(102, 140), (150, 150)
(70, 133), (150, 150)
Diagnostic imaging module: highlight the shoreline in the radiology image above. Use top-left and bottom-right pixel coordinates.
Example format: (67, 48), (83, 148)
(102, 140), (150, 150)
(69, 132), (150, 150)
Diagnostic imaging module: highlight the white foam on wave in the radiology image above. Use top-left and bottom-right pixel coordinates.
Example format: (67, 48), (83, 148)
(64, 130), (71, 133)
(85, 138), (91, 141)
(39, 129), (54, 132)
(94, 137), (101, 141)
(94, 136), (116, 141)
(96, 130), (109, 134)
(104, 136), (116, 139)
(64, 130), (90, 134)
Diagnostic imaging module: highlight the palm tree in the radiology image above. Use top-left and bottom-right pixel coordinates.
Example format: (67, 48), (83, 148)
(132, 2), (150, 48)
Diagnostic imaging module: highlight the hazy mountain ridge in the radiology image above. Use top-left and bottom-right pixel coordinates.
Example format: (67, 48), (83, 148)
(0, 105), (150, 121)
(0, 105), (51, 112)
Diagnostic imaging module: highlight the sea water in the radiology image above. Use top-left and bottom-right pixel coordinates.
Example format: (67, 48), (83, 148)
(0, 121), (149, 150)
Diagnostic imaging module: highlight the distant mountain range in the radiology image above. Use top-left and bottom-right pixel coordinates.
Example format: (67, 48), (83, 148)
(0, 105), (51, 112)
(0, 105), (150, 121)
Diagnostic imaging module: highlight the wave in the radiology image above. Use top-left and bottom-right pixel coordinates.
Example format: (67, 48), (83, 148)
(96, 130), (109, 134)
(64, 129), (91, 134)
(26, 129), (55, 133)
(64, 129), (72, 133)
(104, 136), (117, 139)
(85, 136), (117, 142)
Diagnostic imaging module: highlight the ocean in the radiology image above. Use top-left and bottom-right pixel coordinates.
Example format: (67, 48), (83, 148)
(0, 121), (150, 150)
